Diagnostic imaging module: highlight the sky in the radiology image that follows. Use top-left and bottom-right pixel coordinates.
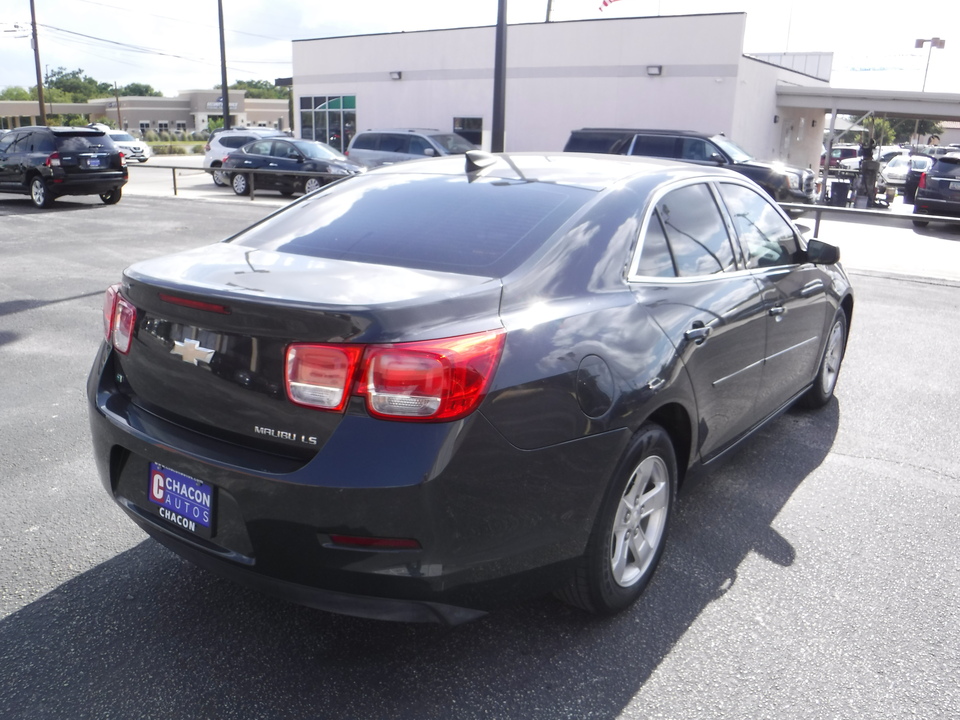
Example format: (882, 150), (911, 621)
(1, 0), (959, 98)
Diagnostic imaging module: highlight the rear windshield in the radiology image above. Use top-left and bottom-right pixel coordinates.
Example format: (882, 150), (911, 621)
(229, 173), (594, 277)
(932, 156), (960, 177)
(54, 132), (116, 152)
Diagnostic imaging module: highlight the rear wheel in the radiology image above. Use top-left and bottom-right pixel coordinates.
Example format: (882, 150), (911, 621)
(212, 165), (228, 187)
(232, 172), (249, 196)
(556, 422), (676, 614)
(30, 177), (52, 208)
(912, 218), (929, 228)
(100, 187), (122, 205)
(799, 308), (847, 408)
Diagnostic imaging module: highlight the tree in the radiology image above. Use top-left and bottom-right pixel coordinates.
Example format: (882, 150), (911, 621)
(118, 83), (162, 97)
(0, 86), (31, 101)
(44, 67), (111, 102)
(216, 79), (289, 100)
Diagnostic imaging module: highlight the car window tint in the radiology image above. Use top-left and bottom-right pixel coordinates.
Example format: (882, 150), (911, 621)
(379, 134), (409, 153)
(932, 157), (960, 177)
(54, 133), (112, 152)
(680, 138), (710, 161)
(230, 174), (594, 277)
(350, 134), (378, 150)
(409, 136), (433, 155)
(630, 135), (677, 159)
(634, 212), (677, 277)
(656, 183), (736, 276)
(247, 140), (273, 155)
(717, 182), (799, 269)
(0, 133), (19, 153)
(221, 136), (252, 149)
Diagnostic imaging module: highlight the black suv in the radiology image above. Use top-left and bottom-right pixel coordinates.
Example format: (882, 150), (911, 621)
(0, 126), (128, 208)
(564, 128), (816, 204)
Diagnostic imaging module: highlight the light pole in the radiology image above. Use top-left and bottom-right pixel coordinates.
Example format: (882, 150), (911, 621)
(916, 37), (945, 92)
(913, 37), (945, 147)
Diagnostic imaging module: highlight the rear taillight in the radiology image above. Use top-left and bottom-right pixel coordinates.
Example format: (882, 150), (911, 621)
(45, 152), (61, 168)
(285, 329), (505, 422)
(119, 151), (126, 166)
(204, 143), (211, 152)
(918, 172), (927, 189)
(102, 283), (137, 354)
(286, 344), (364, 412)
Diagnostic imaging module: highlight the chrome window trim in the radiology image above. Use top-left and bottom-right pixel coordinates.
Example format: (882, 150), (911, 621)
(626, 175), (805, 284)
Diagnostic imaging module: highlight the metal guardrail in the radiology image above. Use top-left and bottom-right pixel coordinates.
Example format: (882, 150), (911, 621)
(781, 202), (960, 234)
(128, 163), (351, 201)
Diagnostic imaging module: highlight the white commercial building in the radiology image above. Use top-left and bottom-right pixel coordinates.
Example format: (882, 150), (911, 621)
(292, 12), (831, 171)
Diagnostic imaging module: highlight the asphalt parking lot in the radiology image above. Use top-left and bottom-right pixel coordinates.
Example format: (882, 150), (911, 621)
(1, 178), (958, 719)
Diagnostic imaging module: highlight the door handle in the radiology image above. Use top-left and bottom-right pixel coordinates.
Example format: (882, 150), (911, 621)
(684, 322), (712, 345)
(769, 305), (786, 317)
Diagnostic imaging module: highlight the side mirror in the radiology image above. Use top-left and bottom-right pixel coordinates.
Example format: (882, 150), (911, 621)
(423, 147), (436, 157)
(806, 238), (840, 265)
(709, 152), (726, 165)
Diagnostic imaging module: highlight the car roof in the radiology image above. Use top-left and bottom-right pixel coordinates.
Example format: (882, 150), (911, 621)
(356, 128), (444, 134)
(373, 151), (747, 191)
(571, 128), (710, 138)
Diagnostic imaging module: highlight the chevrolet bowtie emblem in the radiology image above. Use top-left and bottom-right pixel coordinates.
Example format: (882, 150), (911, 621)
(171, 338), (215, 366)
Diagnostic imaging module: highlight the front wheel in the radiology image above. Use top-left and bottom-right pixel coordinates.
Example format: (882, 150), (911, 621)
(30, 177), (52, 208)
(100, 187), (122, 205)
(304, 177), (323, 194)
(799, 308), (847, 408)
(232, 172), (249, 196)
(556, 422), (677, 615)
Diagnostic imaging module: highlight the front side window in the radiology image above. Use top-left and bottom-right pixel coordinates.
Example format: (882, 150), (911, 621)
(717, 183), (798, 269)
(655, 183), (736, 276)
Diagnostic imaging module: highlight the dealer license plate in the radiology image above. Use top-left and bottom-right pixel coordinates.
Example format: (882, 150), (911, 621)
(949, 181), (960, 192)
(148, 463), (214, 538)
(87, 157), (101, 168)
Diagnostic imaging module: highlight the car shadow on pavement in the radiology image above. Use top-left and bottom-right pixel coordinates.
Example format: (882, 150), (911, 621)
(0, 402), (839, 720)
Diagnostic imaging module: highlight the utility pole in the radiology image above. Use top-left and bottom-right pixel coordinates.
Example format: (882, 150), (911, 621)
(113, 82), (122, 128)
(218, 0), (230, 130)
(491, 0), (507, 152)
(29, 0), (46, 125)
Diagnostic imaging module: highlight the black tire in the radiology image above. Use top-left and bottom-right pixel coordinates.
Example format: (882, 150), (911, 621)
(556, 422), (677, 614)
(30, 176), (52, 208)
(232, 172), (249, 196)
(100, 187), (122, 205)
(799, 308), (847, 408)
(912, 219), (929, 228)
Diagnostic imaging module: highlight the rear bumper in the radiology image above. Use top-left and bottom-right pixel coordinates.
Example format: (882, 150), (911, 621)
(87, 343), (625, 622)
(49, 172), (127, 197)
(914, 196), (960, 217)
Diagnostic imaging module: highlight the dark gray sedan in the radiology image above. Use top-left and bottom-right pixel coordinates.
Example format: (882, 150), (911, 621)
(90, 152), (852, 624)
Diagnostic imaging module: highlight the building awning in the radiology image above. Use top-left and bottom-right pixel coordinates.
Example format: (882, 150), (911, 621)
(778, 86), (960, 122)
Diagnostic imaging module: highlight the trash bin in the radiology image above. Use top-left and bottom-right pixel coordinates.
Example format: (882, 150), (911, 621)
(830, 181), (850, 207)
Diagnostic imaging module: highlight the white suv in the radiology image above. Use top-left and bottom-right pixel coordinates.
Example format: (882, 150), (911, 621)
(204, 127), (286, 186)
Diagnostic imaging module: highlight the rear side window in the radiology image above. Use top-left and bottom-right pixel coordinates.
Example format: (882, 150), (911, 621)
(229, 174), (594, 277)
(350, 133), (378, 150)
(655, 183), (736, 276)
(0, 132), (19, 153)
(220, 136), (254, 149)
(379, 134), (410, 153)
(635, 214), (676, 278)
(630, 135), (678, 159)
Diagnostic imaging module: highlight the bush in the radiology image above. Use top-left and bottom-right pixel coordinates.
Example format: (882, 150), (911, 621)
(151, 144), (187, 155)
(192, 144), (206, 154)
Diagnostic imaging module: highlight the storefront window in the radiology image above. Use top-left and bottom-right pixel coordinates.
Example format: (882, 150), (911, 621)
(298, 95), (356, 151)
